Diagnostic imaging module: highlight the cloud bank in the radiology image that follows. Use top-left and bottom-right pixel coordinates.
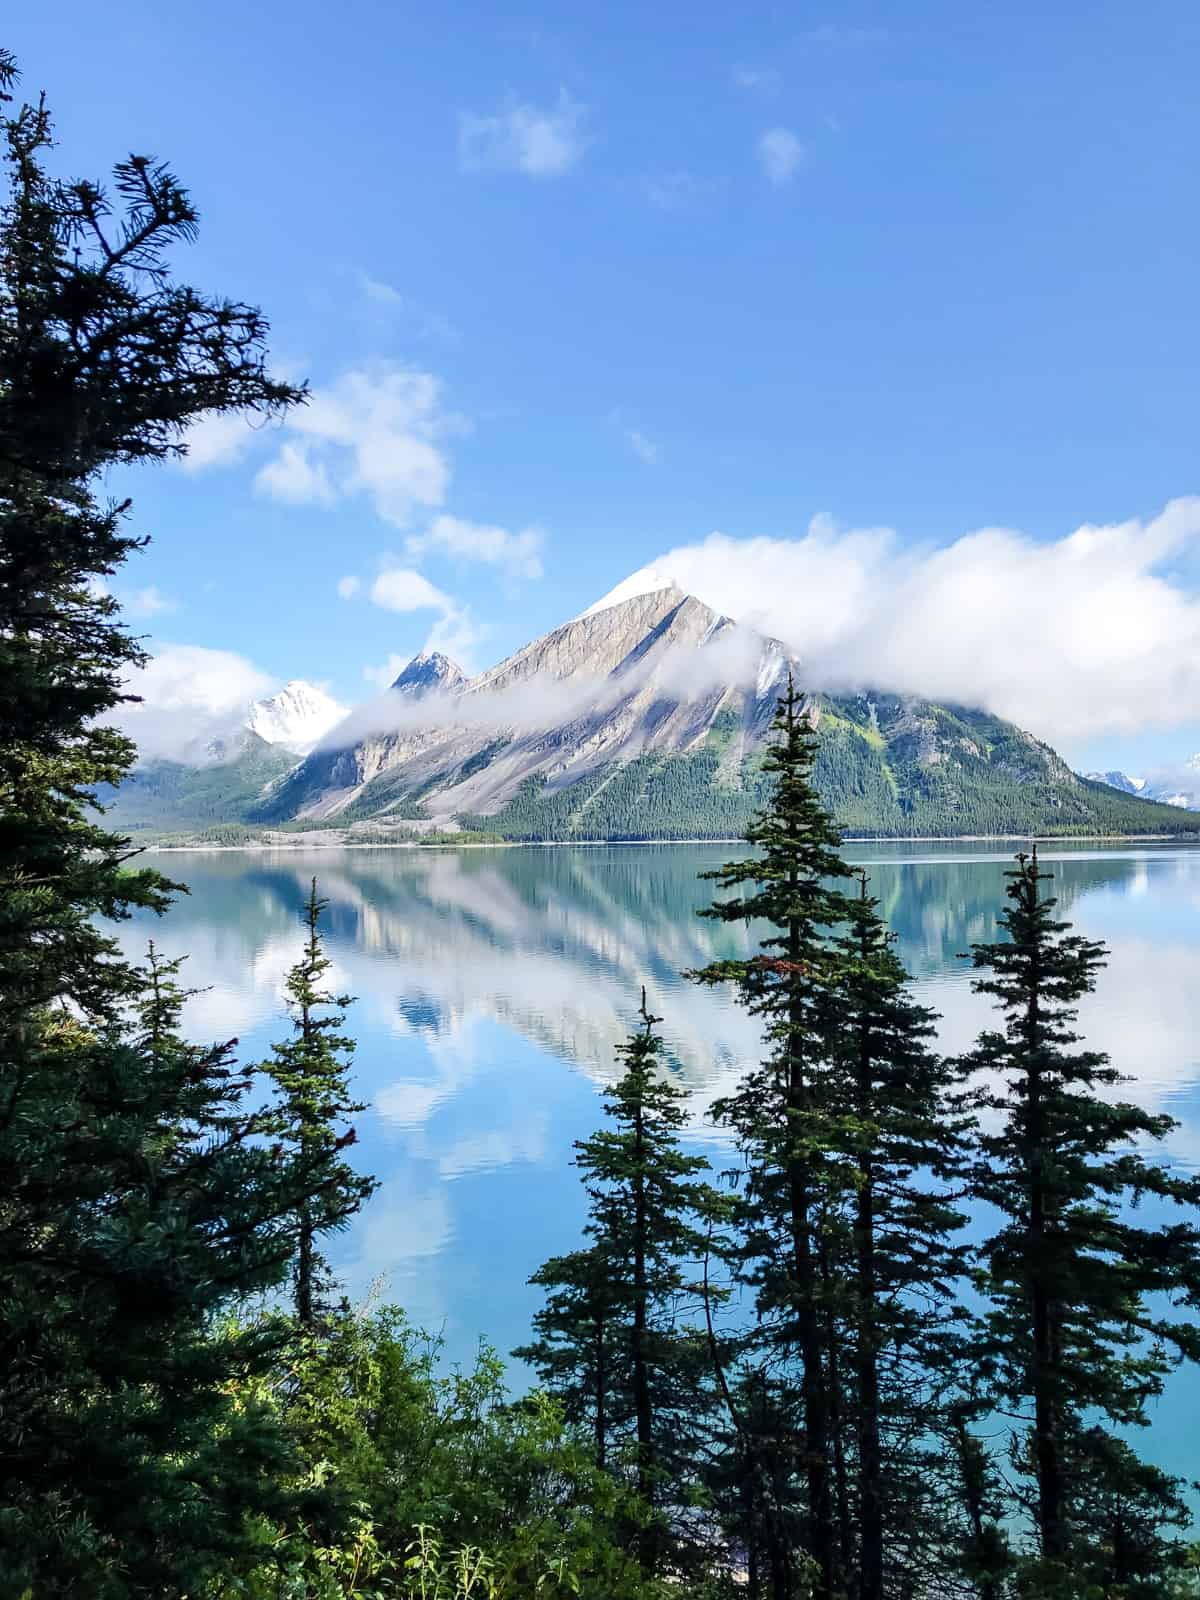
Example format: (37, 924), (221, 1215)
(118, 644), (276, 759)
(588, 498), (1200, 744)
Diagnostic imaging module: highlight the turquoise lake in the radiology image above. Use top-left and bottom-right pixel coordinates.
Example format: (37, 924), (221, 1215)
(117, 840), (1200, 1484)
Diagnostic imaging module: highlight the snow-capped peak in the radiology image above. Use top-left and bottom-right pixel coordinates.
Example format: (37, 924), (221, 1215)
(246, 680), (348, 753)
(580, 564), (686, 618)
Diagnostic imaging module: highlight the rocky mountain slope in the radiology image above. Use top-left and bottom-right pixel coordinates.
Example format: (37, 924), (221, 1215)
(243, 587), (1195, 841)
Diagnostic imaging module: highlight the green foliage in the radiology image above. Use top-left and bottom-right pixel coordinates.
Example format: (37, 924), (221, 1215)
(261, 881), (377, 1326)
(689, 682), (981, 1598)
(516, 995), (727, 1576)
(100, 735), (297, 830)
(689, 680), (864, 1598)
(457, 750), (775, 842)
(961, 849), (1200, 1577)
(214, 1306), (670, 1600)
(0, 48), (370, 1596)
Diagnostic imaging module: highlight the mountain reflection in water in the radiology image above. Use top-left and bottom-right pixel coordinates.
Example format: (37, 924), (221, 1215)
(113, 841), (1200, 1481)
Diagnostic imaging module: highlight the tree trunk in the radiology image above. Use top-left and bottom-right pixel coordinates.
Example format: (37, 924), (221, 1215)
(786, 911), (835, 1598)
(632, 1099), (655, 1570)
(594, 1310), (607, 1470)
(1025, 927), (1064, 1564)
(822, 1249), (853, 1591)
(296, 1204), (314, 1327)
(854, 986), (884, 1600)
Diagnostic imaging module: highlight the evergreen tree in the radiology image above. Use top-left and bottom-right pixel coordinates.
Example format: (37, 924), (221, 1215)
(263, 879), (376, 1327)
(0, 51), (369, 1594)
(517, 991), (724, 1576)
(962, 848), (1200, 1589)
(0, 48), (300, 1040)
(816, 873), (972, 1599)
(690, 677), (860, 1599)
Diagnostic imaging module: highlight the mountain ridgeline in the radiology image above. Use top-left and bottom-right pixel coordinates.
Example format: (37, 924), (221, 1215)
(111, 587), (1196, 840)
(242, 587), (1189, 840)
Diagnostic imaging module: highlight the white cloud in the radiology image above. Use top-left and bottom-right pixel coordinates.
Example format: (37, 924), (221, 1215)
(255, 366), (457, 528)
(337, 574), (362, 600)
(405, 514), (544, 579)
(626, 430), (660, 466)
(363, 653), (413, 691)
(365, 567), (484, 677)
(370, 568), (454, 614)
(425, 604), (485, 665)
(757, 128), (807, 185)
(587, 498), (1200, 745)
(362, 600), (485, 688)
(254, 441), (336, 506)
(118, 644), (275, 760)
(176, 411), (267, 474)
(122, 585), (177, 617)
(458, 91), (589, 177)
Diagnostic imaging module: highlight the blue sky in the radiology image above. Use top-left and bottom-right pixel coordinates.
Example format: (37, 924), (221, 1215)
(9, 1), (1200, 771)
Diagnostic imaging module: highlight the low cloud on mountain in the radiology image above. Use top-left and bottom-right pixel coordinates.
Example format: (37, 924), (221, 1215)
(591, 498), (1200, 746)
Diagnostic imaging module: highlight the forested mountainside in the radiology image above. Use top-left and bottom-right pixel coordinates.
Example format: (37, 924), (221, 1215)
(456, 699), (1196, 840)
(104, 732), (296, 831)
(107, 587), (1196, 840)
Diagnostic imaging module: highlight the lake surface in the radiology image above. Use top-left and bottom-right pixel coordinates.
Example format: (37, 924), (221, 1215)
(116, 840), (1200, 1483)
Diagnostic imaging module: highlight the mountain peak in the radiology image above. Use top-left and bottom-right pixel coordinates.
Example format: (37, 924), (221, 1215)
(391, 651), (466, 697)
(580, 568), (690, 619)
(246, 679), (347, 753)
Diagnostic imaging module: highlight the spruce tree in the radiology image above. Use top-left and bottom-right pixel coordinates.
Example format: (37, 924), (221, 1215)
(517, 991), (724, 1575)
(816, 873), (972, 1599)
(962, 848), (1200, 1589)
(0, 51), (371, 1594)
(690, 677), (860, 1599)
(263, 879), (376, 1327)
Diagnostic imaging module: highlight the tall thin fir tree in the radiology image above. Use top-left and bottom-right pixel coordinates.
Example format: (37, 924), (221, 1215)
(963, 847), (1200, 1593)
(264, 879), (376, 1328)
(517, 991), (726, 1578)
(0, 50), (374, 1596)
(812, 872), (973, 1599)
(690, 676), (861, 1600)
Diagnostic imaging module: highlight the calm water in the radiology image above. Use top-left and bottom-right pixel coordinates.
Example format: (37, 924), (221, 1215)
(116, 841), (1200, 1481)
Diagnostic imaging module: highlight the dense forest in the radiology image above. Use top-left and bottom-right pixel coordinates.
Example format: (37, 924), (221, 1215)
(3, 47), (1200, 1600)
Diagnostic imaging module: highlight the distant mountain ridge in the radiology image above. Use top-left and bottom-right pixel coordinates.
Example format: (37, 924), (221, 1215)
(1085, 761), (1200, 812)
(107, 588), (1198, 840)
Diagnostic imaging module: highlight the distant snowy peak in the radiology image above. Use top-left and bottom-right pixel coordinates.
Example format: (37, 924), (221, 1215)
(1084, 770), (1146, 796)
(1085, 765), (1200, 811)
(247, 680), (348, 753)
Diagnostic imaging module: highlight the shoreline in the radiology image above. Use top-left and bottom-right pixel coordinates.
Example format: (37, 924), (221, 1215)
(140, 830), (1199, 854)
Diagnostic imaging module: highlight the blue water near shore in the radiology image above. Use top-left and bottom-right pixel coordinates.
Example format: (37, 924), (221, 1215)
(117, 840), (1200, 1489)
